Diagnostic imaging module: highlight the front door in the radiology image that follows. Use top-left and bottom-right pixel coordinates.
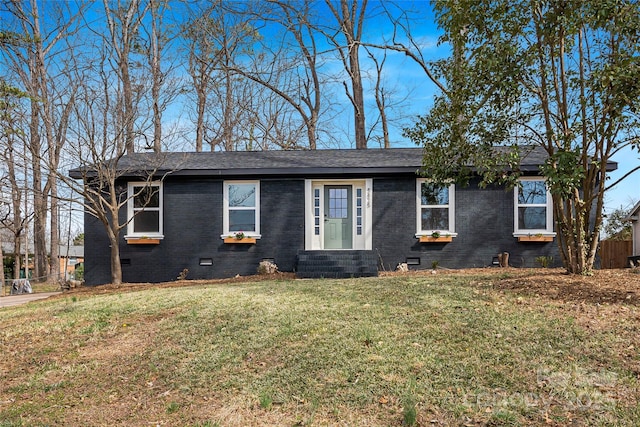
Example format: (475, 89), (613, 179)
(324, 186), (352, 249)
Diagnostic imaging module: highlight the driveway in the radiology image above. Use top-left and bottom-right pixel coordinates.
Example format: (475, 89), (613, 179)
(0, 292), (62, 308)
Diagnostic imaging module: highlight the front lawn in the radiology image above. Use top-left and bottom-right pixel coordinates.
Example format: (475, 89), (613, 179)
(1, 270), (639, 426)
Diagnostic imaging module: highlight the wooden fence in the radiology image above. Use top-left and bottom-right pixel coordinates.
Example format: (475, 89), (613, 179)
(600, 240), (632, 269)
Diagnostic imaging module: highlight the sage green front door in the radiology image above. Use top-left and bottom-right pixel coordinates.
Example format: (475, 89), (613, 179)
(324, 186), (352, 249)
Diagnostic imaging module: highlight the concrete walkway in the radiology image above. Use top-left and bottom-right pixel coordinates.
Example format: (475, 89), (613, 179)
(0, 292), (62, 308)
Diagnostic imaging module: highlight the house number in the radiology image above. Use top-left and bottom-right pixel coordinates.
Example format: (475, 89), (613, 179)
(366, 187), (371, 208)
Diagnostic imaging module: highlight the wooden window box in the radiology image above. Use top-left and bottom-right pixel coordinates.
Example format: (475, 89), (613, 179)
(127, 238), (161, 245)
(223, 237), (257, 244)
(419, 236), (453, 243)
(517, 235), (553, 242)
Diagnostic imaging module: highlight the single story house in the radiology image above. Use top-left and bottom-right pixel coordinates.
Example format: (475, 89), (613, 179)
(58, 245), (84, 280)
(72, 147), (605, 285)
(625, 201), (640, 266)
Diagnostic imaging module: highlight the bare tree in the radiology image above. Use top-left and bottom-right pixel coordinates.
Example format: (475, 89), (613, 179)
(57, 46), (169, 285)
(3, 0), (85, 282)
(364, 47), (389, 148)
(147, 0), (163, 153)
(222, 0), (325, 149)
(368, 3), (448, 94)
(323, 0), (369, 149)
(181, 2), (221, 152)
(182, 8), (217, 152)
(181, 2), (261, 151)
(103, 0), (149, 155)
(139, 0), (181, 153)
(0, 83), (29, 280)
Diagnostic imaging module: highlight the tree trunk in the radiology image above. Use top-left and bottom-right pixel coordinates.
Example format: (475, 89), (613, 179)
(30, 97), (48, 283)
(122, 52), (135, 154)
(195, 87), (207, 152)
(6, 138), (23, 280)
(150, 0), (162, 153)
(49, 179), (60, 282)
(306, 119), (317, 150)
(222, 68), (234, 151)
(108, 233), (123, 285)
(0, 234), (4, 294)
(340, 0), (367, 149)
(349, 51), (366, 149)
(108, 207), (123, 285)
(13, 235), (21, 280)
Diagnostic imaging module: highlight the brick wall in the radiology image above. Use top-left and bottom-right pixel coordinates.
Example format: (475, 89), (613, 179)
(372, 177), (560, 271)
(84, 174), (560, 285)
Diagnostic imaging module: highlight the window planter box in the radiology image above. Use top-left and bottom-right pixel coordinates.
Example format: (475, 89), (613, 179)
(419, 235), (453, 243)
(517, 235), (553, 242)
(223, 237), (257, 244)
(127, 238), (161, 245)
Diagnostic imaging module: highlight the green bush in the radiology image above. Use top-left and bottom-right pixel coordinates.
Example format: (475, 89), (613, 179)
(74, 263), (84, 281)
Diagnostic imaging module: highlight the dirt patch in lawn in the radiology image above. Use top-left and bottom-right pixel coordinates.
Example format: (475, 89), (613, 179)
(59, 271), (298, 297)
(490, 268), (640, 305)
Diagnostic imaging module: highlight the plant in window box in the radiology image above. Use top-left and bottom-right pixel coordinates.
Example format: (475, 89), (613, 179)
(518, 233), (553, 242)
(224, 231), (256, 244)
(419, 231), (453, 243)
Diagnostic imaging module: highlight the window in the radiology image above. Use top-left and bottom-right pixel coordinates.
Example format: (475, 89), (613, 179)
(328, 187), (348, 218)
(416, 180), (456, 236)
(355, 188), (363, 236)
(127, 182), (163, 238)
(514, 178), (554, 235)
(223, 181), (260, 238)
(313, 188), (321, 235)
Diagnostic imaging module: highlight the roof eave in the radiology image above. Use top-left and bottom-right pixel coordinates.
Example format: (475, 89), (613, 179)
(625, 200), (640, 221)
(116, 166), (424, 178)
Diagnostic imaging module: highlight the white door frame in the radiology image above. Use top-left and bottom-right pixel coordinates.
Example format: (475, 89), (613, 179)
(304, 179), (373, 250)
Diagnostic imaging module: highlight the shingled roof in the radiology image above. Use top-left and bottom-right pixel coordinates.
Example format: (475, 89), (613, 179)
(70, 146), (612, 179)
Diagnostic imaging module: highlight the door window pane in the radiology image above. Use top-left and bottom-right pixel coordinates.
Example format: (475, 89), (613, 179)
(329, 188), (348, 218)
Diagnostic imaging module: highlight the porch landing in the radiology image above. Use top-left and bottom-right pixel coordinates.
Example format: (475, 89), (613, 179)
(296, 250), (378, 279)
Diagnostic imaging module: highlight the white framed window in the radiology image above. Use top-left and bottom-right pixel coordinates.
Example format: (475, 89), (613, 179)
(416, 180), (456, 236)
(126, 182), (163, 238)
(222, 181), (261, 238)
(514, 177), (555, 236)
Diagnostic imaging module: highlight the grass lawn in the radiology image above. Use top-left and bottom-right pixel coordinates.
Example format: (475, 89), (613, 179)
(1, 270), (639, 426)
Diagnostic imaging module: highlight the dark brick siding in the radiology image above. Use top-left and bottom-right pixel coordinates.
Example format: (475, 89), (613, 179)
(372, 177), (559, 271)
(83, 213), (113, 286)
(84, 178), (305, 285)
(84, 175), (559, 285)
